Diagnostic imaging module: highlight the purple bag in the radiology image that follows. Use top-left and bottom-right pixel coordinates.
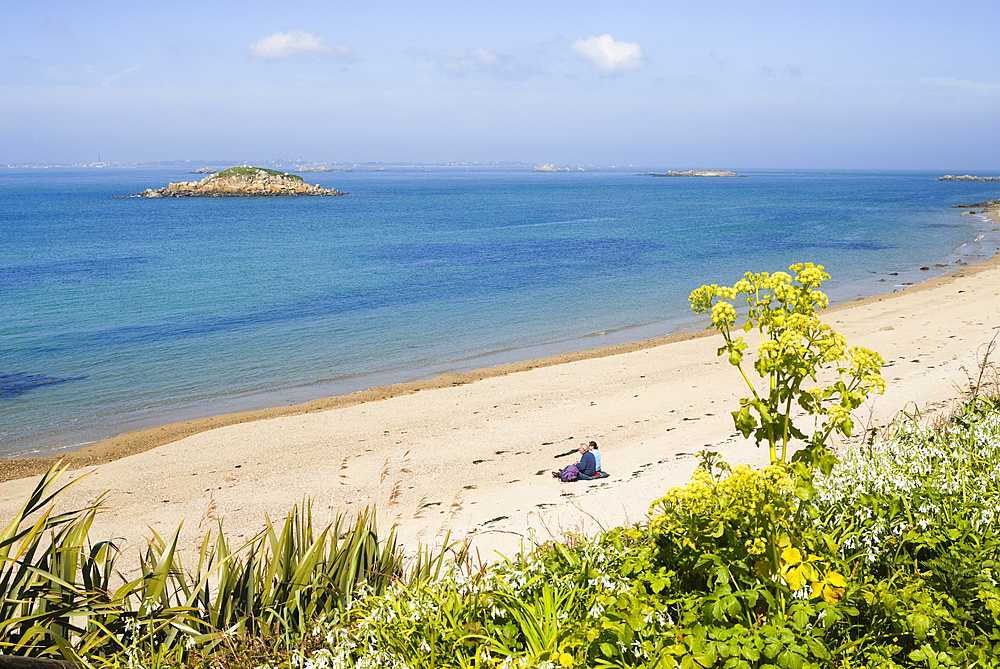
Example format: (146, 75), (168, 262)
(559, 464), (580, 482)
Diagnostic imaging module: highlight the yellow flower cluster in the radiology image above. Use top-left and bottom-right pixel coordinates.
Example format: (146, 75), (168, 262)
(649, 463), (794, 562)
(848, 346), (887, 394)
(789, 263), (830, 289)
(711, 301), (738, 327)
(825, 404), (852, 429)
(821, 331), (847, 363)
(767, 271), (793, 288)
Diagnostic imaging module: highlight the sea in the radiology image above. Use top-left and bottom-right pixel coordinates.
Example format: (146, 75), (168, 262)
(2, 166), (999, 458)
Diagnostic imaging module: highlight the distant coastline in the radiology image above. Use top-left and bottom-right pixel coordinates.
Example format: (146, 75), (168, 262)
(534, 164), (571, 172)
(643, 169), (744, 177)
(298, 166), (354, 173)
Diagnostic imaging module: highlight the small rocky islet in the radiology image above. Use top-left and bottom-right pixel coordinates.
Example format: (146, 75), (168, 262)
(937, 174), (1000, 182)
(128, 166), (347, 197)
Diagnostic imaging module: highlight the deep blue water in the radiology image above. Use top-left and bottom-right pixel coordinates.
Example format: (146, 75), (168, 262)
(2, 167), (998, 457)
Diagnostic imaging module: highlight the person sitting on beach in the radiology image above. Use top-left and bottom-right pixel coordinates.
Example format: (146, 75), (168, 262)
(554, 441), (607, 480)
(587, 440), (601, 473)
(575, 441), (599, 480)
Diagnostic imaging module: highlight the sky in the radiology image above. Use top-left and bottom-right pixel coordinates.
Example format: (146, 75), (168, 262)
(3, 0), (999, 169)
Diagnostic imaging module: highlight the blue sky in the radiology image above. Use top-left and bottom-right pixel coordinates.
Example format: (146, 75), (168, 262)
(3, 0), (998, 168)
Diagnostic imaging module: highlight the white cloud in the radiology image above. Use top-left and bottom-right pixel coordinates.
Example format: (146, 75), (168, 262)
(469, 48), (501, 68)
(570, 34), (645, 74)
(249, 30), (356, 61)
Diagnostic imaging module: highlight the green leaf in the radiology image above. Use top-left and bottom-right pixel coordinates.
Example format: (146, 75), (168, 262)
(791, 607), (810, 630)
(694, 652), (716, 668)
(907, 612), (932, 641)
(794, 478), (816, 502)
(776, 649), (804, 669)
(733, 407), (758, 438)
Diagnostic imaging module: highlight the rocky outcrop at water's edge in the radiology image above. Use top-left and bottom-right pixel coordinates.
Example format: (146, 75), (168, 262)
(952, 199), (1000, 212)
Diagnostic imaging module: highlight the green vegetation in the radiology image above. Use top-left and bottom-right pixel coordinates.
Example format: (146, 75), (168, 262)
(4, 266), (999, 667)
(689, 263), (885, 467)
(0, 467), (452, 663)
(214, 166), (304, 181)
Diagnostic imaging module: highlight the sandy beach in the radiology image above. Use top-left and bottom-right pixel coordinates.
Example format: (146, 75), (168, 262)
(1, 211), (999, 564)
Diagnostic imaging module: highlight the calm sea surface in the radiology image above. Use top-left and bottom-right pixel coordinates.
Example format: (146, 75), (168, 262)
(2, 167), (998, 457)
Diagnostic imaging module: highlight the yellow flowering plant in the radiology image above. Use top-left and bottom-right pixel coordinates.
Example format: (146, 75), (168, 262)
(690, 263), (886, 472)
(648, 451), (853, 626)
(649, 454), (796, 574)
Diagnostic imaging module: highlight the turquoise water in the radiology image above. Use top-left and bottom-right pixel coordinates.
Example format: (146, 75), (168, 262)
(2, 167), (998, 456)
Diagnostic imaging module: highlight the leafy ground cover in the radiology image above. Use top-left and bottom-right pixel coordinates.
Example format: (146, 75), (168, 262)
(6, 398), (999, 667)
(271, 396), (1000, 669)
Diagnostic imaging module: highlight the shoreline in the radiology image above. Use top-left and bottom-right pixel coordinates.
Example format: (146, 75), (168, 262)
(1, 214), (997, 484)
(0, 329), (714, 483)
(0, 209), (998, 561)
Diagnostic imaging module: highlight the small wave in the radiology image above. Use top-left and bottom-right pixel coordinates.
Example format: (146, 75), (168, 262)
(496, 217), (617, 231)
(583, 323), (644, 338)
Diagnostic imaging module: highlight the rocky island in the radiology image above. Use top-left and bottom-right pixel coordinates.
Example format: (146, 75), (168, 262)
(534, 164), (571, 172)
(938, 175), (1000, 182)
(644, 170), (744, 177)
(130, 166), (347, 197)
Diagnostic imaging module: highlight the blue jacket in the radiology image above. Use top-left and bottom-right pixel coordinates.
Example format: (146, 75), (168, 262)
(578, 451), (597, 477)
